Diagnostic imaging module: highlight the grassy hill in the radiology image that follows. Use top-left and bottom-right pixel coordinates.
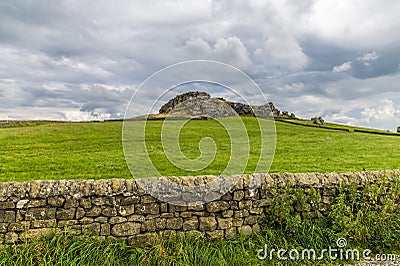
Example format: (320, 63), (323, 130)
(0, 118), (399, 182)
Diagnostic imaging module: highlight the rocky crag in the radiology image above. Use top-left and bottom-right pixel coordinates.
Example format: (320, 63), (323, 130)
(158, 91), (296, 119)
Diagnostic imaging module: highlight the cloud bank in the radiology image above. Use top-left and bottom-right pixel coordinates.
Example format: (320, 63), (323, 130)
(1, 0), (400, 130)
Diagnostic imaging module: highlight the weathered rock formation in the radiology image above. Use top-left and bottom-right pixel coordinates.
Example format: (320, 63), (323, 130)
(158, 91), (288, 119)
(311, 116), (325, 125)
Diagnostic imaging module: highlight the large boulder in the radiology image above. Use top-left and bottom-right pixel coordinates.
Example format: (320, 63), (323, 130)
(311, 116), (325, 125)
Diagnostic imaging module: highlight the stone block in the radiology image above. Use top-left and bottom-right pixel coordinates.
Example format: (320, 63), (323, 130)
(206, 201), (230, 212)
(166, 218), (183, 230)
(0, 202), (15, 209)
(135, 203), (159, 215)
(199, 217), (217, 231)
(25, 208), (55, 220)
(82, 223), (100, 235)
(0, 210), (15, 222)
(47, 196), (65, 207)
(56, 208), (76, 220)
(111, 222), (141, 236)
(217, 217), (233, 229)
(182, 218), (198, 231)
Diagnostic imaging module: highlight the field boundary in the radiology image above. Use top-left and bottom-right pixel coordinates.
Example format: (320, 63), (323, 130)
(275, 118), (400, 136)
(0, 170), (399, 246)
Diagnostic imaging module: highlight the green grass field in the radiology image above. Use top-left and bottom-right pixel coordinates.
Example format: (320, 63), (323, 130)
(1, 118), (400, 265)
(0, 118), (399, 182)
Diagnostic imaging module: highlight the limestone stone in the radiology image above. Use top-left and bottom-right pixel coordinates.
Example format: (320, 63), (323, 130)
(117, 205), (135, 216)
(179, 211), (193, 218)
(64, 198), (79, 208)
(206, 230), (224, 239)
(217, 217), (233, 229)
(75, 207), (85, 219)
(110, 217), (127, 224)
(154, 218), (167, 230)
(233, 191), (244, 201)
(102, 207), (117, 217)
(25, 208), (55, 220)
(234, 210), (249, 218)
(47, 196), (65, 207)
(141, 195), (156, 204)
(58, 220), (78, 227)
(221, 210), (233, 218)
(160, 203), (168, 213)
(5, 232), (19, 244)
(252, 223), (261, 233)
(95, 216), (108, 223)
(31, 219), (56, 228)
(23, 228), (54, 240)
(121, 195), (140, 205)
(166, 218), (183, 230)
(0, 202), (15, 209)
(100, 223), (111, 236)
(185, 230), (203, 238)
(199, 217), (217, 231)
(187, 204), (204, 211)
(79, 198), (92, 209)
(127, 215), (145, 222)
(206, 201), (230, 212)
(56, 208), (76, 220)
(182, 218), (198, 231)
(82, 223), (100, 235)
(79, 217), (94, 225)
(238, 225), (253, 236)
(220, 193), (232, 201)
(16, 200), (29, 209)
(127, 233), (157, 247)
(168, 205), (187, 212)
(111, 222), (141, 236)
(232, 218), (243, 227)
(8, 222), (24, 232)
(0, 223), (8, 233)
(141, 220), (156, 232)
(244, 215), (259, 225)
(225, 227), (237, 239)
(86, 206), (102, 217)
(238, 200), (252, 210)
(0, 210), (15, 222)
(135, 203), (159, 215)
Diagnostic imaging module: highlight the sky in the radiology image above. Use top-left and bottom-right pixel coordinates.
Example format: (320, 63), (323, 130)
(1, 0), (400, 131)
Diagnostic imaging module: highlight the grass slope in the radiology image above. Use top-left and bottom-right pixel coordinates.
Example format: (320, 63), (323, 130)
(0, 118), (399, 182)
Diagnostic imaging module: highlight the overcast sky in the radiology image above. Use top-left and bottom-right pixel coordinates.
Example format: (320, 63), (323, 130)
(1, 0), (400, 130)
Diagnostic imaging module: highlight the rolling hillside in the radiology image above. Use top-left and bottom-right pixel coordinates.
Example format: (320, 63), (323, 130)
(0, 118), (399, 182)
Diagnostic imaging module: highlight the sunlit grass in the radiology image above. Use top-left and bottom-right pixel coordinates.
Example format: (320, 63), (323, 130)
(0, 118), (399, 182)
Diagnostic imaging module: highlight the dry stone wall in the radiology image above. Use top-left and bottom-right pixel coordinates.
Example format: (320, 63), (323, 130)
(0, 170), (399, 246)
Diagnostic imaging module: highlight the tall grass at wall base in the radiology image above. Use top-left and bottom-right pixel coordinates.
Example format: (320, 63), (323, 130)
(1, 176), (400, 265)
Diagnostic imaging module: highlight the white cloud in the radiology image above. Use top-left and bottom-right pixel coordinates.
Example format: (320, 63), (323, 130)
(307, 0), (400, 48)
(276, 83), (305, 93)
(360, 100), (400, 130)
(181, 37), (251, 67)
(62, 110), (111, 122)
(357, 51), (379, 62)
(254, 35), (308, 70)
(357, 51), (379, 67)
(0, 0), (400, 130)
(333, 62), (352, 72)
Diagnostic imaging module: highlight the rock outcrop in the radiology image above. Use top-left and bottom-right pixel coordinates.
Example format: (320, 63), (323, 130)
(311, 116), (325, 125)
(158, 91), (289, 119)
